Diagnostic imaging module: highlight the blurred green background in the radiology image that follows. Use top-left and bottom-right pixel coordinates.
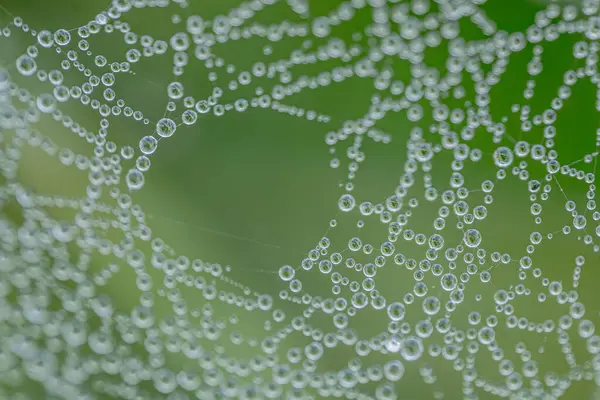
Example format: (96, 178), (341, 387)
(2, 0), (600, 399)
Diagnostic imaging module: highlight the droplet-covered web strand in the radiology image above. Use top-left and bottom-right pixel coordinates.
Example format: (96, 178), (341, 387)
(1, 0), (600, 399)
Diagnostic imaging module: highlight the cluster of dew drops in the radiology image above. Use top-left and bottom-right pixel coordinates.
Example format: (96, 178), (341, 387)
(1, 0), (600, 399)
